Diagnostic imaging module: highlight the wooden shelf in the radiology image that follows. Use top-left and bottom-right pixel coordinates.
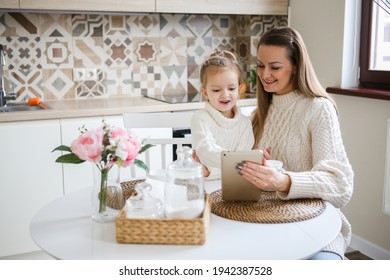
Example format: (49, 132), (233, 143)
(326, 87), (390, 101)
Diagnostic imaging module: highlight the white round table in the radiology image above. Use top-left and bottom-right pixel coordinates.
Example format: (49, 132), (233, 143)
(30, 179), (341, 260)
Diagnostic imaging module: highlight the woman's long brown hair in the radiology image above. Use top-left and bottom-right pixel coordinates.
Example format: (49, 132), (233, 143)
(252, 26), (337, 147)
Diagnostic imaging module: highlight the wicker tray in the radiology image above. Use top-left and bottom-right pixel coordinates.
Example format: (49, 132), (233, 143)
(116, 194), (211, 245)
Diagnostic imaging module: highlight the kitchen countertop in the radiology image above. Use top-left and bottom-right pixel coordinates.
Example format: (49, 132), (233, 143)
(0, 96), (257, 123)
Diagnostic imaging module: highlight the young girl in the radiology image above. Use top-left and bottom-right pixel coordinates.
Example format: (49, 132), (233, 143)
(191, 50), (254, 180)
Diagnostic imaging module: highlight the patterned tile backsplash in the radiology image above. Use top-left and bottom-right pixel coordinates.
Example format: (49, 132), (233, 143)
(0, 12), (287, 102)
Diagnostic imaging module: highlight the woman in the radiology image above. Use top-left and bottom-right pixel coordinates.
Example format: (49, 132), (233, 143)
(237, 27), (354, 260)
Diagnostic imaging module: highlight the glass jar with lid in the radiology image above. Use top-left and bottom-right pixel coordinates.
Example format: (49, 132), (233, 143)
(125, 181), (163, 219)
(164, 146), (204, 219)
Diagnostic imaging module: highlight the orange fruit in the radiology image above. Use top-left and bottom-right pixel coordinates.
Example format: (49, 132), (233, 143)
(239, 83), (247, 98)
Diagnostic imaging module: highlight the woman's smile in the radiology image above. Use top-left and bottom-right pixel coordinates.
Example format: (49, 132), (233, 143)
(257, 45), (294, 95)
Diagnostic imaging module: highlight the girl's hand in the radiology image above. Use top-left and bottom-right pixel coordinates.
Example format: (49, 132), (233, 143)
(236, 160), (291, 193)
(192, 150), (210, 177)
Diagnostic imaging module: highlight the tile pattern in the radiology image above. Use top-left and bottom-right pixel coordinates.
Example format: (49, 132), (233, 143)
(103, 36), (132, 68)
(72, 14), (103, 37)
(73, 37), (104, 68)
(42, 37), (73, 69)
(134, 38), (159, 65)
(9, 69), (43, 100)
(128, 14), (159, 37)
(161, 65), (187, 95)
(187, 15), (212, 37)
(0, 12), (287, 101)
(3, 36), (42, 71)
(103, 15), (130, 36)
(76, 69), (105, 98)
(212, 15), (236, 37)
(0, 13), (40, 37)
(40, 14), (72, 38)
(133, 65), (161, 96)
(42, 69), (75, 100)
(105, 68), (133, 96)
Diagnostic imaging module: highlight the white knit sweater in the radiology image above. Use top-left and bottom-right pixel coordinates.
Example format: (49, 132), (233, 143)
(259, 90), (354, 258)
(191, 102), (254, 180)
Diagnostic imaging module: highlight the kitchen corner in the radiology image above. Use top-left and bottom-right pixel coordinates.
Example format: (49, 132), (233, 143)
(0, 6), (267, 259)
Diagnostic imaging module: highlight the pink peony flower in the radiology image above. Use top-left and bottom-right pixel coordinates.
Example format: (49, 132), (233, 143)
(111, 128), (141, 167)
(70, 127), (105, 164)
(54, 121), (150, 174)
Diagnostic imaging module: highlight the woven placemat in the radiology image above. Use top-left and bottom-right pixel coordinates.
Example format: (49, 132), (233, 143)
(210, 189), (326, 224)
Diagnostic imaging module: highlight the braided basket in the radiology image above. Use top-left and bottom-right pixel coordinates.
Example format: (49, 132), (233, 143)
(116, 194), (210, 245)
(105, 179), (145, 210)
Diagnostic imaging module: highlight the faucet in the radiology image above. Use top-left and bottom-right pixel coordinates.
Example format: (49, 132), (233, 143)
(0, 44), (16, 107)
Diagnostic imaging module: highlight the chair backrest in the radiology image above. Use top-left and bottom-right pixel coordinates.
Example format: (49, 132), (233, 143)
(123, 111), (194, 177)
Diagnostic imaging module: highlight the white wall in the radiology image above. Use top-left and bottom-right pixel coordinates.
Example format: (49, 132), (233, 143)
(289, 0), (390, 259)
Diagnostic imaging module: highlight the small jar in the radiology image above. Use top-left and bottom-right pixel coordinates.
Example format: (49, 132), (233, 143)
(125, 182), (163, 219)
(164, 146), (204, 219)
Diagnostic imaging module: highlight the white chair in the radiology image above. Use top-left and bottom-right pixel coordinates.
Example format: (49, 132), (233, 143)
(122, 111), (194, 178)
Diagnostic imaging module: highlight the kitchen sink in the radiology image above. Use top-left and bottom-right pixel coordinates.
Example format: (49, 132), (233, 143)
(0, 104), (51, 113)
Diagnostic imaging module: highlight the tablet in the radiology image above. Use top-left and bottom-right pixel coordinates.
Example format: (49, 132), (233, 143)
(221, 150), (263, 201)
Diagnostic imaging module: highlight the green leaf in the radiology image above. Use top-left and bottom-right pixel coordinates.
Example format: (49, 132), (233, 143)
(247, 65), (257, 83)
(55, 153), (85, 164)
(139, 143), (154, 154)
(134, 159), (149, 172)
(52, 145), (72, 153)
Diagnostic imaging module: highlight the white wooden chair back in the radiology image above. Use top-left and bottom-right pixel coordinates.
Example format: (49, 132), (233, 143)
(122, 111), (194, 177)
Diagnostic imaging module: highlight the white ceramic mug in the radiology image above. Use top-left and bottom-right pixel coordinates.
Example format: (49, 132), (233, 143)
(266, 160), (284, 172)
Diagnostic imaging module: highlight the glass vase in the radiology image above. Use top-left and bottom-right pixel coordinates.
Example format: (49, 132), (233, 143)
(91, 165), (124, 223)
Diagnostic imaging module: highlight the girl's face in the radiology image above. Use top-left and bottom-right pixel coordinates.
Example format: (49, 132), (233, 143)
(201, 69), (240, 118)
(256, 45), (295, 95)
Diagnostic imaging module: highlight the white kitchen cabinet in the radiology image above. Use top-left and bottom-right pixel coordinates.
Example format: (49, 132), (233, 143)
(156, 0), (288, 15)
(19, 0), (155, 13)
(14, 0), (287, 15)
(0, 114), (170, 257)
(0, 119), (63, 257)
(0, 0), (19, 9)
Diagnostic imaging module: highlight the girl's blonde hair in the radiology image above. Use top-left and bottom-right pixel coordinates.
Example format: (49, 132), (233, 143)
(252, 26), (337, 147)
(200, 49), (245, 89)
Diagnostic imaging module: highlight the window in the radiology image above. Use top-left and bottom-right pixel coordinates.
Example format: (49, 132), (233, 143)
(359, 0), (390, 90)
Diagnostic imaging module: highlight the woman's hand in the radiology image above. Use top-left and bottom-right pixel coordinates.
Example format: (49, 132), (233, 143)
(236, 160), (291, 193)
(192, 150), (210, 177)
(262, 147), (272, 160)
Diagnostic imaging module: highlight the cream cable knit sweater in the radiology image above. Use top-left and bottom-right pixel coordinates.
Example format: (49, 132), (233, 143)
(259, 90), (354, 258)
(191, 102), (254, 180)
